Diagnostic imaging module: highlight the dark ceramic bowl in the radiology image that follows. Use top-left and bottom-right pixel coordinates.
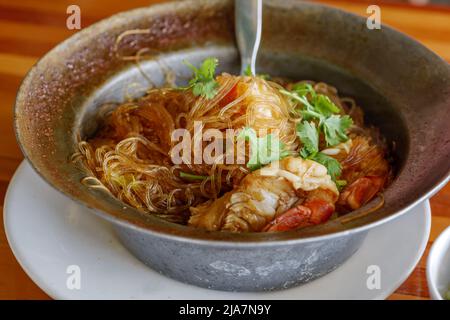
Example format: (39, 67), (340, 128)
(14, 0), (450, 291)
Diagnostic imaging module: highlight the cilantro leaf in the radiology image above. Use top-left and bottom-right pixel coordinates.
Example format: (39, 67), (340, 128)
(321, 115), (353, 146)
(291, 83), (316, 98)
(295, 121), (344, 183)
(281, 84), (353, 147)
(310, 152), (342, 182)
(183, 57), (219, 99)
(335, 179), (347, 190)
(280, 88), (323, 121)
(282, 85), (340, 119)
(296, 121), (319, 157)
(238, 127), (289, 170)
(244, 64), (253, 76)
(314, 94), (340, 116)
(243, 64), (271, 80)
(257, 73), (271, 80)
(286, 84), (350, 183)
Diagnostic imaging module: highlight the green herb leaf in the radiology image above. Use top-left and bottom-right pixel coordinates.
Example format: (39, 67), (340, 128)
(310, 152), (342, 182)
(281, 85), (340, 119)
(282, 84), (352, 148)
(314, 94), (340, 116)
(179, 172), (209, 181)
(243, 65), (270, 80)
(280, 89), (322, 121)
(238, 127), (289, 171)
(295, 121), (344, 182)
(287, 85), (349, 183)
(321, 115), (353, 146)
(258, 74), (271, 80)
(296, 121), (319, 157)
(336, 179), (347, 190)
(183, 57), (219, 99)
(291, 83), (316, 98)
(244, 64), (253, 76)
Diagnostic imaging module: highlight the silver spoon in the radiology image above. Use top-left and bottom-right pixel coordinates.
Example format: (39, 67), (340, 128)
(235, 0), (262, 76)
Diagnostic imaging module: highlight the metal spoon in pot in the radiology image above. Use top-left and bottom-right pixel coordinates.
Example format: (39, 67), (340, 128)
(235, 0), (262, 76)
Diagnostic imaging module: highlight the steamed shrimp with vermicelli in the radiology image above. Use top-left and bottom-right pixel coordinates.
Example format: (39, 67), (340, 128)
(73, 57), (393, 233)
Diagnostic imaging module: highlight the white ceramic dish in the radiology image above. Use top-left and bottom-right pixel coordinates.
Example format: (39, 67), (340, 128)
(4, 161), (431, 300)
(427, 226), (450, 300)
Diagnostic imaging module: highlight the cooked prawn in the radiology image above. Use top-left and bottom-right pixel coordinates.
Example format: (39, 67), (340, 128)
(336, 135), (391, 210)
(188, 156), (338, 232)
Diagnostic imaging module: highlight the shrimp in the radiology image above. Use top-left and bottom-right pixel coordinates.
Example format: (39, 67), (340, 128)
(188, 156), (338, 232)
(338, 175), (385, 210)
(264, 134), (390, 230)
(336, 135), (391, 210)
(263, 188), (337, 232)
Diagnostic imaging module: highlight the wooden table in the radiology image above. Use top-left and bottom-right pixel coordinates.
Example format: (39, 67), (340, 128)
(0, 0), (448, 300)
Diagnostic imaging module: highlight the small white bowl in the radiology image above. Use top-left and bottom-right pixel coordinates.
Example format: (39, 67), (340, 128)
(427, 226), (450, 300)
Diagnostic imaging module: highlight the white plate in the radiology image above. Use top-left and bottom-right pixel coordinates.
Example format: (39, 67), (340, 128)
(4, 161), (431, 300)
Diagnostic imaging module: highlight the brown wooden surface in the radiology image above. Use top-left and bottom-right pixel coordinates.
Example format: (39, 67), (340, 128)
(0, 0), (449, 300)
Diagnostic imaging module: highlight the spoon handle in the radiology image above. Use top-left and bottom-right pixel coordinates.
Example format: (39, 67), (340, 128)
(235, 0), (262, 75)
